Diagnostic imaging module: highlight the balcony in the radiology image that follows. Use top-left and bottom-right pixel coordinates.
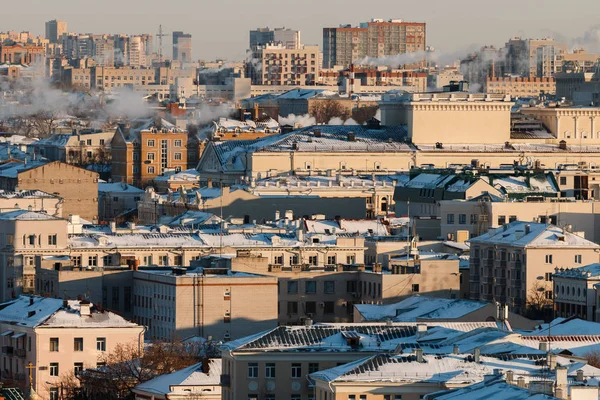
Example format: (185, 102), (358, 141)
(14, 349), (25, 358)
(220, 374), (231, 387)
(2, 346), (13, 356)
(484, 259), (494, 268)
(496, 278), (507, 285)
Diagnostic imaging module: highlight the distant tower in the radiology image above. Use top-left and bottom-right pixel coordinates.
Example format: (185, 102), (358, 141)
(172, 31), (192, 63)
(45, 19), (67, 44)
(156, 25), (169, 63)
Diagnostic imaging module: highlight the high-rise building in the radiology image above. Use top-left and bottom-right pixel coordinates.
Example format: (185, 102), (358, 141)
(247, 43), (320, 86)
(172, 31), (192, 62)
(45, 19), (67, 44)
(504, 37), (567, 78)
(250, 27), (301, 49)
(323, 18), (426, 69)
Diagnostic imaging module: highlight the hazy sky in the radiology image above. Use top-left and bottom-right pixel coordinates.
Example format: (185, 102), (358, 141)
(5, 0), (600, 61)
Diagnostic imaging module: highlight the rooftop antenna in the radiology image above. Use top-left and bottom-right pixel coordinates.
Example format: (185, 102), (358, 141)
(156, 25), (169, 63)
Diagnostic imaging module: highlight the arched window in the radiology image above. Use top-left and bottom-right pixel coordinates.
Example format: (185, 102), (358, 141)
(381, 197), (388, 213)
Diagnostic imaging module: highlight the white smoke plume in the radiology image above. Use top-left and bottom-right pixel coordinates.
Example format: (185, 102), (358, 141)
(193, 103), (235, 126)
(104, 88), (151, 120)
(569, 26), (600, 53)
(328, 117), (360, 126)
(278, 114), (316, 128)
(353, 50), (437, 68)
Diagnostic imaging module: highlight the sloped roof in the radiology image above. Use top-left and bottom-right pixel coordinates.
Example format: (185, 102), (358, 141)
(133, 359), (221, 395)
(428, 378), (558, 400)
(355, 296), (489, 322)
(469, 221), (598, 249)
(0, 209), (62, 221)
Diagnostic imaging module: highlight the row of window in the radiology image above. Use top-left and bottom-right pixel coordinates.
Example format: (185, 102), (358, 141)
(286, 280), (336, 294)
(21, 234), (57, 247)
(146, 152), (182, 161)
(146, 139), (183, 147)
(49, 337), (106, 352)
(247, 362), (320, 379)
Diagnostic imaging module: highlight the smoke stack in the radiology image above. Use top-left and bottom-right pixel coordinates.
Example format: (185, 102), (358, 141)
(415, 348), (424, 363)
(474, 348), (480, 363)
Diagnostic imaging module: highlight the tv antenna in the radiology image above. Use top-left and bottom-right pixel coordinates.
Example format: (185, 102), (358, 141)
(157, 25), (170, 62)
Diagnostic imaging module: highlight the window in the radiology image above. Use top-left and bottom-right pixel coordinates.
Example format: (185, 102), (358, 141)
(147, 140), (155, 147)
(88, 256), (97, 267)
(447, 214), (454, 224)
(74, 362), (83, 375)
(498, 215), (506, 226)
(49, 388), (59, 400)
(96, 337), (106, 351)
(49, 362), (59, 376)
(48, 234), (57, 245)
(96, 362), (106, 368)
(459, 214), (467, 224)
(545, 254), (553, 264)
(412, 284), (420, 293)
(291, 363), (302, 378)
(174, 140), (182, 147)
(147, 152), (155, 160)
(290, 255), (299, 265)
(86, 139), (92, 145)
(308, 255), (318, 265)
(308, 363), (319, 374)
(174, 153), (182, 160)
(305, 301), (316, 314)
(148, 166), (155, 174)
(545, 272), (553, 282)
(100, 139), (105, 146)
(287, 301), (298, 315)
(287, 281), (298, 294)
(347, 255), (356, 264)
(274, 255), (283, 265)
(305, 281), (317, 294)
(265, 363), (276, 378)
(248, 362), (258, 378)
(560, 176), (567, 185)
(575, 254), (582, 264)
(324, 301), (335, 314)
(327, 255), (337, 265)
(324, 281), (335, 294)
(112, 287), (120, 309)
(74, 338), (83, 352)
(50, 338), (59, 352)
(509, 215), (517, 223)
(470, 214), (478, 224)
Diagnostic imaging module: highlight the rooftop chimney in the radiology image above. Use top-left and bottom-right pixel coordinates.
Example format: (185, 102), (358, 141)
(556, 366), (568, 387)
(29, 297), (34, 306)
(517, 377), (526, 388)
(202, 357), (210, 375)
(506, 370), (514, 384)
(415, 348), (424, 363)
(547, 352), (557, 370)
(576, 369), (584, 382)
(474, 348), (481, 363)
(453, 344), (459, 355)
(80, 301), (91, 317)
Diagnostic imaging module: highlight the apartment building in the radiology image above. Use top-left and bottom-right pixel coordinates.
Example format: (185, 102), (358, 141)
(441, 196), (600, 243)
(250, 28), (301, 50)
(469, 221), (600, 314)
(32, 129), (115, 165)
(172, 32), (192, 63)
(220, 321), (502, 400)
(0, 296), (143, 400)
(111, 118), (197, 188)
(248, 43), (320, 86)
(553, 264), (600, 321)
(98, 181), (144, 221)
(323, 19), (426, 69)
(45, 20), (67, 44)
(504, 37), (567, 78)
(486, 77), (556, 97)
(133, 268), (277, 341)
(0, 161), (99, 222)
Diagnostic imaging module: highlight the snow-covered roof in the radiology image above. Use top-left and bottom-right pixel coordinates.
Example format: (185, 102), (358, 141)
(310, 353), (600, 384)
(469, 221), (598, 249)
(553, 264), (600, 280)
(153, 169), (201, 182)
(133, 360), (221, 396)
(490, 174), (558, 195)
(0, 296), (139, 329)
(526, 318), (600, 337)
(0, 189), (59, 199)
(0, 209), (62, 221)
(98, 182), (144, 194)
(430, 378), (558, 400)
(304, 218), (389, 237)
(0, 160), (47, 178)
(223, 322), (502, 353)
(355, 296), (489, 322)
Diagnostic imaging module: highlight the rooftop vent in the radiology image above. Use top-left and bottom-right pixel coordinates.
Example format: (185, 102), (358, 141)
(314, 129), (322, 138)
(347, 132), (356, 142)
(435, 142), (443, 149)
(559, 140), (567, 150)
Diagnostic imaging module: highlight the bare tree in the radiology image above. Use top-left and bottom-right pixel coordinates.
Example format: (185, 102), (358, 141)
(309, 100), (350, 124)
(584, 350), (600, 368)
(30, 110), (59, 137)
(352, 105), (378, 125)
(526, 280), (552, 320)
(80, 339), (219, 400)
(43, 370), (84, 400)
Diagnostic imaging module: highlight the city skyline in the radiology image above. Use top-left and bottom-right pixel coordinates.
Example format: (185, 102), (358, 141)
(4, 0), (600, 61)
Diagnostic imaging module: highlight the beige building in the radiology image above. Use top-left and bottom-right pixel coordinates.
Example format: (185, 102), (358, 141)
(379, 91), (513, 145)
(520, 106), (600, 141)
(32, 129), (115, 165)
(469, 221), (600, 315)
(441, 196), (600, 243)
(552, 264), (600, 322)
(486, 76), (556, 97)
(0, 190), (62, 216)
(0, 161), (99, 221)
(248, 43), (320, 86)
(0, 295), (142, 400)
(133, 268), (278, 341)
